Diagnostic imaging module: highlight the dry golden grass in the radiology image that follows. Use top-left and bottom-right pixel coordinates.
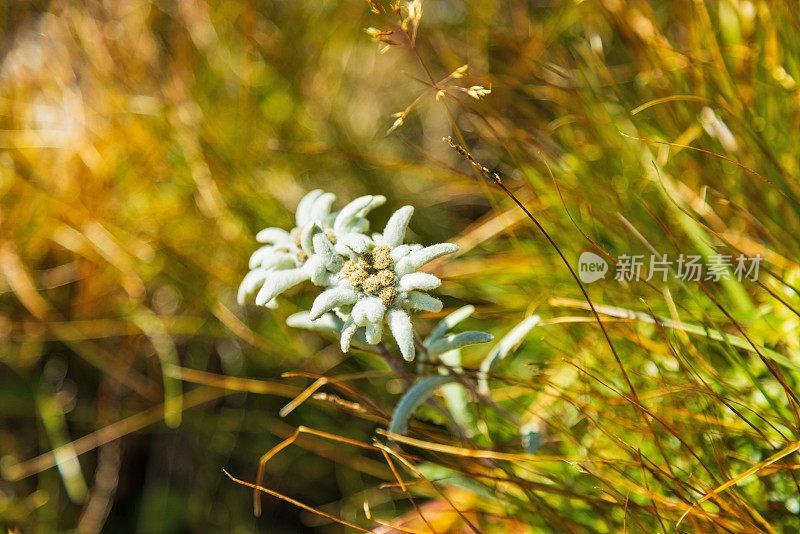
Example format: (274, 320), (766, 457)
(2, 0), (800, 532)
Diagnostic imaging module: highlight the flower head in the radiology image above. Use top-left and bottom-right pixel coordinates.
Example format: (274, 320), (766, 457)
(239, 190), (458, 361)
(308, 205), (458, 361)
(237, 189), (385, 308)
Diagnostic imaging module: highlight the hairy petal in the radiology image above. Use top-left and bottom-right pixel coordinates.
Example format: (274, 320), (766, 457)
(359, 195), (386, 216)
(248, 246), (274, 269)
(321, 271), (341, 286)
(310, 287), (358, 320)
(286, 311), (343, 335)
(400, 291), (442, 313)
(352, 297), (386, 326)
(334, 195), (385, 234)
(344, 218), (369, 235)
(295, 189), (323, 226)
(311, 192), (336, 220)
(249, 248), (295, 270)
(333, 196), (375, 233)
(300, 222), (317, 255)
(337, 233), (368, 254)
(387, 308), (415, 361)
(390, 244), (413, 261)
(304, 255), (329, 285)
(347, 196), (386, 233)
(395, 243), (459, 276)
(371, 233), (385, 246)
(340, 317), (358, 353)
(398, 272), (441, 291)
(255, 269), (309, 306)
(383, 206), (414, 248)
(255, 227), (290, 244)
(237, 269), (267, 304)
(365, 322), (383, 344)
(334, 243), (357, 259)
(312, 233), (344, 272)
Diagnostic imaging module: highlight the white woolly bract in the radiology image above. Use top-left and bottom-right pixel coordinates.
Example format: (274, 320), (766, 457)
(248, 247), (294, 270)
(310, 287), (358, 320)
(352, 297), (386, 326)
(312, 232), (344, 272)
(238, 269), (268, 304)
(340, 318), (358, 352)
(395, 243), (458, 276)
(387, 308), (414, 361)
(398, 272), (441, 291)
(399, 291), (442, 313)
(286, 311), (342, 335)
(365, 323), (382, 344)
(383, 205), (414, 248)
(333, 195), (385, 233)
(295, 189), (324, 226)
(256, 227), (290, 244)
(255, 269), (309, 306)
(337, 233), (368, 255)
(240, 190), (463, 363)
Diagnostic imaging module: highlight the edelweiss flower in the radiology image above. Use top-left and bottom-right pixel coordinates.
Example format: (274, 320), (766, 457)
(308, 205), (458, 361)
(237, 189), (385, 308)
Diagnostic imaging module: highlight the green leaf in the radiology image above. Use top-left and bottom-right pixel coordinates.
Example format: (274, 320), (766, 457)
(479, 315), (540, 394)
(131, 308), (182, 428)
(388, 376), (456, 435)
(439, 349), (474, 434)
(286, 311), (368, 346)
(427, 331), (494, 358)
(425, 305), (475, 345)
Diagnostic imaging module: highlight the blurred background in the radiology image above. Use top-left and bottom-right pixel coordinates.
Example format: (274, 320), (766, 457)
(2, 0), (800, 532)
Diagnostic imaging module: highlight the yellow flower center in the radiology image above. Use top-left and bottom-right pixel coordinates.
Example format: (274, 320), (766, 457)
(339, 249), (396, 303)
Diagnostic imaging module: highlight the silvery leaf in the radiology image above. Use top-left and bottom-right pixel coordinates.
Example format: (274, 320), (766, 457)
(428, 331), (494, 358)
(425, 305), (475, 346)
(478, 315), (540, 394)
(388, 376), (455, 435)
